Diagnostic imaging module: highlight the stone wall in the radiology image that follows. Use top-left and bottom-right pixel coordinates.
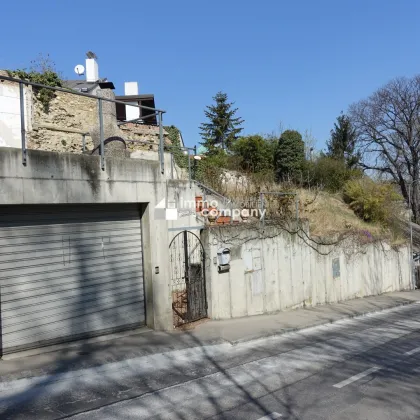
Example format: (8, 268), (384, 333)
(28, 89), (97, 153)
(120, 123), (171, 153)
(25, 87), (169, 154)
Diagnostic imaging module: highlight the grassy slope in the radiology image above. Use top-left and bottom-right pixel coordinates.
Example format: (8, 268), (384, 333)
(217, 172), (405, 243)
(298, 189), (385, 237)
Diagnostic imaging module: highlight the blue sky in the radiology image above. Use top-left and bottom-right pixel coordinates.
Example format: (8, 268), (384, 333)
(2, 0), (420, 149)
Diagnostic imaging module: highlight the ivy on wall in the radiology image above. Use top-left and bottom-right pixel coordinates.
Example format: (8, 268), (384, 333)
(7, 69), (63, 113)
(164, 125), (188, 169)
(8, 55), (64, 113)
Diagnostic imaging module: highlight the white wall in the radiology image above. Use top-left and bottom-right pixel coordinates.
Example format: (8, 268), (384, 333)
(166, 179), (204, 244)
(131, 154), (203, 241)
(0, 81), (31, 148)
(203, 226), (411, 319)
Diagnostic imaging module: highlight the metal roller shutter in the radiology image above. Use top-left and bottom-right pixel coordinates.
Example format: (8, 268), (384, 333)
(0, 204), (145, 354)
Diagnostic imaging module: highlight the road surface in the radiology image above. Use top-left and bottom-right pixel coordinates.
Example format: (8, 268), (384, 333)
(1, 303), (420, 419)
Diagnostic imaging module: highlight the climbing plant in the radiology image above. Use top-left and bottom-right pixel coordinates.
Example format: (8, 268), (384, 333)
(164, 125), (188, 168)
(7, 54), (63, 112)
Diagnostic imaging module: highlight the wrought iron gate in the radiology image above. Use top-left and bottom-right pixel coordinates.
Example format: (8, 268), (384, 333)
(169, 231), (207, 327)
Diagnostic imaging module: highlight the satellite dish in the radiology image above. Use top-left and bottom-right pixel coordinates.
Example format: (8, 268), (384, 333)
(74, 64), (85, 76)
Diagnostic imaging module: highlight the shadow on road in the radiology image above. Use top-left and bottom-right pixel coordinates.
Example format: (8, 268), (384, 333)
(0, 302), (420, 419)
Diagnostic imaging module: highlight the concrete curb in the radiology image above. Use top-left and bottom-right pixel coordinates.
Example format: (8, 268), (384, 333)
(227, 299), (420, 346)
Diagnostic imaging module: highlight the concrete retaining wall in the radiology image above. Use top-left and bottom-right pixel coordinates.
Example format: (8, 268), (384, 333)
(202, 225), (412, 319)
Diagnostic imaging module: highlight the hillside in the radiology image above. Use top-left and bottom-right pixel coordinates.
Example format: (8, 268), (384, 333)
(202, 171), (408, 245)
(297, 189), (396, 239)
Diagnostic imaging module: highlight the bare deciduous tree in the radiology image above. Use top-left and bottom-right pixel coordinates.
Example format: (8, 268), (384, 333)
(303, 129), (316, 161)
(349, 75), (420, 222)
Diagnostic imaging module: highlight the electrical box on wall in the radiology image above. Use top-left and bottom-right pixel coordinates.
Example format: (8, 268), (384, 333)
(217, 248), (231, 273)
(217, 248), (231, 265)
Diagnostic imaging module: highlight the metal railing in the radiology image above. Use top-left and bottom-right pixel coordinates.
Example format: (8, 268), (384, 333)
(195, 181), (233, 207)
(164, 145), (198, 187)
(195, 181), (241, 225)
(0, 75), (167, 173)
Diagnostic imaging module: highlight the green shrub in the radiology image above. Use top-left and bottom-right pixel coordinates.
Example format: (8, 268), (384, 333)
(232, 135), (276, 173)
(8, 69), (62, 112)
(248, 170), (276, 188)
(304, 156), (361, 192)
(194, 149), (229, 190)
(343, 178), (402, 224)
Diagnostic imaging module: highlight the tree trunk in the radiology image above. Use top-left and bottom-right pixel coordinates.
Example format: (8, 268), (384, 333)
(412, 185), (420, 224)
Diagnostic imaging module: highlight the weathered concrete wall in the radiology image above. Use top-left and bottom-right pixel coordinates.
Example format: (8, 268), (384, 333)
(166, 179), (204, 243)
(203, 225), (412, 319)
(131, 151), (188, 181)
(0, 147), (173, 331)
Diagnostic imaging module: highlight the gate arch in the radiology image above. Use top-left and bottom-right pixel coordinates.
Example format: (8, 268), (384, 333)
(169, 230), (207, 327)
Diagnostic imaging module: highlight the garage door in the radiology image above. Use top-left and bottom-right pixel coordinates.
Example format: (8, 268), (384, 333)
(0, 204), (145, 354)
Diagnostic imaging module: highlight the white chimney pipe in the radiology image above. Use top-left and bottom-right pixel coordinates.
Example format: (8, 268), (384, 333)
(124, 82), (139, 121)
(124, 82), (138, 95)
(85, 58), (99, 82)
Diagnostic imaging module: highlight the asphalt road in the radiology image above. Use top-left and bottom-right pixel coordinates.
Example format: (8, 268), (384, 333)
(1, 303), (420, 419)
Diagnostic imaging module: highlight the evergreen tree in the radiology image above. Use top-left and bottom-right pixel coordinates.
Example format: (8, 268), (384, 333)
(274, 130), (305, 181)
(326, 112), (360, 168)
(199, 92), (244, 155)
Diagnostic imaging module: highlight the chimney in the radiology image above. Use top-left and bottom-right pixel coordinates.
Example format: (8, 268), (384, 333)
(124, 82), (139, 121)
(86, 57), (99, 82)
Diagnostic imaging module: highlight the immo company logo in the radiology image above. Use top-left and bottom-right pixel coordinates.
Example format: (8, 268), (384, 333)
(154, 198), (178, 221)
(155, 197), (266, 221)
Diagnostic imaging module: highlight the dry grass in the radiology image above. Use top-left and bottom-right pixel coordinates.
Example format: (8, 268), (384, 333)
(297, 189), (385, 237)
(218, 175), (405, 243)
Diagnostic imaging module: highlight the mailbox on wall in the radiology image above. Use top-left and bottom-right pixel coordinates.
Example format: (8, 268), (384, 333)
(217, 248), (231, 273)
